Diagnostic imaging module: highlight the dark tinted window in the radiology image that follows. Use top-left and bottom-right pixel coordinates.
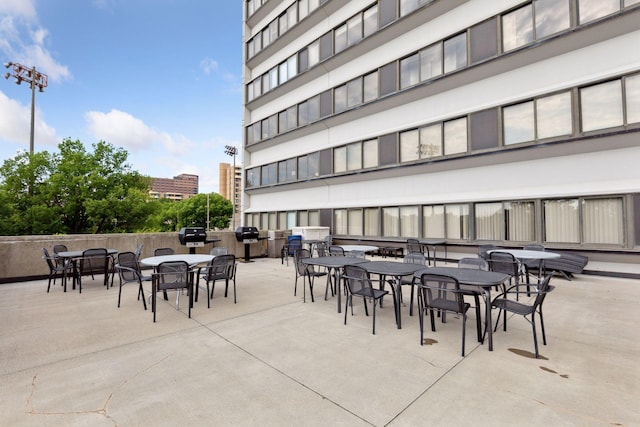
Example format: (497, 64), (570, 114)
(379, 62), (397, 97)
(379, 0), (397, 28)
(470, 18), (498, 64)
(378, 133), (398, 166)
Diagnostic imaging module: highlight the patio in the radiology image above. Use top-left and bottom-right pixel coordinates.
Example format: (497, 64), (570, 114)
(1, 257), (638, 426)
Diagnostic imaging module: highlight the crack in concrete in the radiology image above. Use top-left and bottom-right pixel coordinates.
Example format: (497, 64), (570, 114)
(25, 355), (171, 425)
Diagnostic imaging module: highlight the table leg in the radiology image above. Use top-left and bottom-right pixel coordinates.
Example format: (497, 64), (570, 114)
(483, 287), (493, 351)
(335, 268), (342, 313)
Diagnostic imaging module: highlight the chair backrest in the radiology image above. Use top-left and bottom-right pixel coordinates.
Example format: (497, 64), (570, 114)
(458, 257), (489, 271)
(80, 248), (109, 274)
(117, 251), (141, 282)
(210, 247), (228, 256)
(343, 264), (372, 296)
(156, 261), (190, 289)
(315, 241), (328, 257)
(205, 254), (236, 279)
(419, 273), (465, 313)
(488, 252), (519, 276)
(324, 235), (333, 246)
(42, 247), (56, 270)
(329, 245), (344, 256)
(294, 249), (312, 276)
(154, 247), (174, 256)
(406, 238), (423, 254)
(404, 252), (428, 265)
(52, 244), (68, 254)
(134, 244), (144, 260)
(478, 244), (498, 260)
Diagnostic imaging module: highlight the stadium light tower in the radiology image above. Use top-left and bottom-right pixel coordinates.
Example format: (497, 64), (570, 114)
(224, 145), (238, 229)
(4, 62), (48, 155)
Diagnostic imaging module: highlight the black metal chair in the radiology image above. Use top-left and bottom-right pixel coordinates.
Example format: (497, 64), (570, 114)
(134, 244), (144, 260)
(293, 249), (327, 303)
(42, 247), (72, 292)
(282, 239), (302, 265)
(399, 252), (428, 316)
(329, 245), (345, 256)
(488, 251), (522, 296)
(152, 261), (193, 322)
(417, 273), (477, 357)
(154, 247), (174, 256)
(199, 254), (237, 307)
(491, 275), (554, 358)
(75, 248), (110, 293)
(457, 257), (489, 343)
(116, 251), (150, 310)
(342, 264), (390, 335)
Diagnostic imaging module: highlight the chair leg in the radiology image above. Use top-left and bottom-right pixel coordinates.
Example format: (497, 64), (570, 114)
(139, 283), (147, 310)
(538, 307), (547, 345)
(461, 313), (467, 357)
(344, 295), (350, 325)
(372, 300), (377, 335)
(473, 295), (482, 343)
(531, 315), (539, 358)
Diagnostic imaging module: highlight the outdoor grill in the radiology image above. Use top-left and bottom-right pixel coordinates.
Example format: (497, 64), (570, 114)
(178, 227), (220, 254)
(235, 226), (261, 262)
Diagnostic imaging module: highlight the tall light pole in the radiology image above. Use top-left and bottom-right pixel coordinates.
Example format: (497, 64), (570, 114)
(4, 62), (48, 155)
(224, 145), (238, 230)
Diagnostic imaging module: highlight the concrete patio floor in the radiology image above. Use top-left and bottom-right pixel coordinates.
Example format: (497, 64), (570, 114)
(1, 256), (639, 426)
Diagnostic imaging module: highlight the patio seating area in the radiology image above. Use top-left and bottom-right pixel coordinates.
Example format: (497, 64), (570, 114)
(1, 256), (639, 426)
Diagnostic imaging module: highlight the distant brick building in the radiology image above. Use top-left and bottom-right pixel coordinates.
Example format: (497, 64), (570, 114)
(150, 174), (198, 200)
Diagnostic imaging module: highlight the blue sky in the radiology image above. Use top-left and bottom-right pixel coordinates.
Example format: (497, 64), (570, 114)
(0, 0), (242, 193)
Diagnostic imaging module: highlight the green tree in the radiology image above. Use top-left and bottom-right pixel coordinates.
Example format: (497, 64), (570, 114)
(176, 193), (232, 230)
(0, 138), (153, 235)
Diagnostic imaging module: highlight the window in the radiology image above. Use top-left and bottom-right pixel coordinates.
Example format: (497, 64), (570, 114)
(504, 91), (572, 144)
(444, 117), (467, 155)
(299, 0), (309, 20)
(383, 207), (400, 237)
(246, 168), (259, 188)
(445, 204), (469, 240)
(444, 33), (467, 73)
(400, 206), (419, 237)
(298, 100), (309, 126)
(287, 55), (297, 81)
(583, 198), (624, 245)
(363, 5), (378, 38)
(347, 78), (363, 108)
(579, 0), (619, 24)
(347, 14), (363, 46)
(364, 208), (379, 236)
(400, 129), (420, 162)
(362, 139), (379, 168)
(504, 101), (535, 145)
(475, 201), (535, 241)
(420, 43), (443, 81)
(363, 72), (378, 102)
(400, 54), (420, 89)
(334, 146), (347, 173)
(544, 199), (579, 243)
(335, 24), (347, 53)
(502, 5), (533, 52)
(534, 0), (570, 39)
(308, 40), (320, 68)
(536, 92), (572, 138)
(348, 209), (363, 235)
(626, 73), (640, 124)
(308, 95), (320, 122)
(334, 85), (347, 113)
(581, 80), (623, 132)
(347, 142), (362, 170)
(279, 62), (288, 85)
(420, 123), (443, 158)
(400, 0), (420, 16)
(287, 3), (297, 29)
(261, 163), (277, 186)
(334, 209), (348, 235)
(423, 205), (445, 238)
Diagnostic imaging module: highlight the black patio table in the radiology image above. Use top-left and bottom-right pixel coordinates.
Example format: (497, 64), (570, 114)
(357, 261), (426, 329)
(413, 266), (509, 351)
(302, 256), (368, 313)
(56, 249), (118, 292)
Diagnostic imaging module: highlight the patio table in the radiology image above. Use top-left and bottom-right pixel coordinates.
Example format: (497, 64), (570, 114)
(418, 239), (446, 266)
(56, 249), (118, 291)
(414, 266), (509, 351)
(302, 256), (368, 313)
(487, 249), (561, 281)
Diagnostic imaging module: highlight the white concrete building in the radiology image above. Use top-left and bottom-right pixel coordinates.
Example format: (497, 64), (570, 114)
(242, 0), (640, 267)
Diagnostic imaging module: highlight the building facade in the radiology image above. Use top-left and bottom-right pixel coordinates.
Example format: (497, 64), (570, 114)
(242, 0), (640, 264)
(150, 173), (198, 200)
(219, 162), (243, 228)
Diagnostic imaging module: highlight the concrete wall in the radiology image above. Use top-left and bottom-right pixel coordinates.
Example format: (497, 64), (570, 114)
(0, 231), (270, 283)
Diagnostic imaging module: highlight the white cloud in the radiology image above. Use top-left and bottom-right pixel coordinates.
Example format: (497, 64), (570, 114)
(0, 0), (36, 19)
(84, 109), (195, 156)
(0, 90), (58, 148)
(200, 57), (219, 75)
